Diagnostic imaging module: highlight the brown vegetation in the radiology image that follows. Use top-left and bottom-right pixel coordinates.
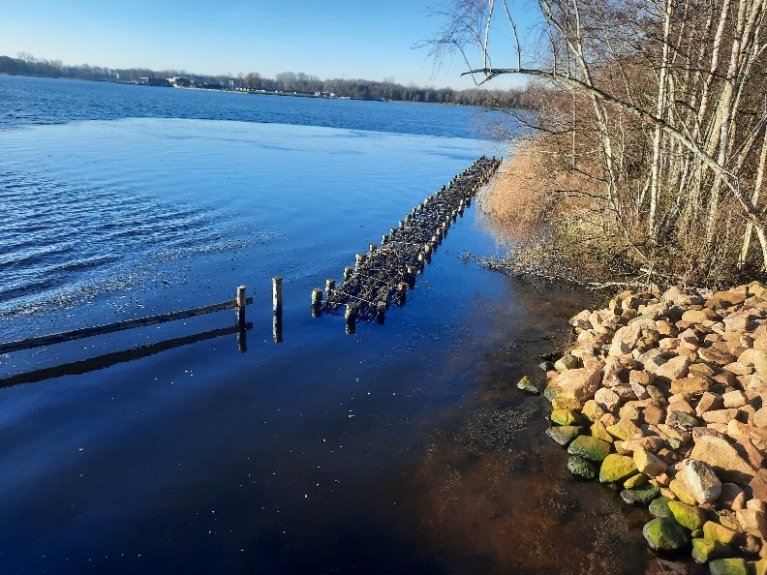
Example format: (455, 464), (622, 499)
(437, 0), (767, 289)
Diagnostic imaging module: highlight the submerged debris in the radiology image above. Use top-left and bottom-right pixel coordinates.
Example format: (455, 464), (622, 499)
(320, 155), (501, 323)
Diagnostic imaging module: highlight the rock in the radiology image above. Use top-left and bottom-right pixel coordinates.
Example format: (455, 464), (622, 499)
(621, 484), (660, 506)
(656, 356), (692, 381)
(667, 500), (707, 531)
(590, 421), (614, 444)
(606, 419), (644, 441)
(747, 498), (767, 514)
(736, 508), (767, 538)
(755, 351), (767, 378)
(755, 559), (767, 575)
(700, 346), (738, 366)
(554, 353), (582, 372)
(567, 455), (598, 480)
(550, 366), (603, 404)
(609, 325), (643, 356)
(624, 473), (649, 489)
(634, 448), (668, 476)
(703, 521), (739, 545)
(581, 399), (605, 422)
(737, 437), (764, 469)
(594, 387), (621, 413)
(727, 419), (767, 451)
(702, 408), (740, 425)
(643, 517), (690, 551)
(517, 375), (541, 394)
(631, 382), (650, 400)
(669, 477), (698, 505)
(621, 435), (665, 453)
(545, 426), (581, 446)
(683, 309), (711, 323)
(709, 558), (749, 575)
(551, 396), (582, 411)
(689, 434), (757, 484)
(749, 470), (767, 501)
(567, 435), (612, 462)
(692, 538), (732, 564)
(642, 405), (666, 425)
(630, 370), (655, 387)
(681, 459), (722, 504)
(666, 410), (700, 431)
(697, 392), (724, 417)
(754, 407), (767, 429)
(722, 390), (748, 409)
(670, 376), (713, 395)
(724, 362), (755, 376)
(550, 409), (579, 426)
(599, 453), (638, 484)
(649, 496), (674, 518)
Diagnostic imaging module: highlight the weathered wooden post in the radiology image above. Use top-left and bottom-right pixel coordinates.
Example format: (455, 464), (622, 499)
(236, 285), (247, 330)
(311, 288), (323, 318)
(344, 266), (353, 280)
(381, 234), (388, 244)
(369, 243), (377, 253)
(272, 277), (283, 343)
(325, 278), (335, 296)
(397, 282), (408, 306)
(355, 253), (366, 267)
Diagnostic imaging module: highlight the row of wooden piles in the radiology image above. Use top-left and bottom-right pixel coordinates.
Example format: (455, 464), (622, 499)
(312, 155), (501, 328)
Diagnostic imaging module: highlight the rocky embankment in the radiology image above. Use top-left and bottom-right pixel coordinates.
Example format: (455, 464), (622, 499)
(536, 282), (767, 575)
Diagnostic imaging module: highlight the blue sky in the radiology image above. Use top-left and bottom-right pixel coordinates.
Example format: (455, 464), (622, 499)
(0, 1), (537, 89)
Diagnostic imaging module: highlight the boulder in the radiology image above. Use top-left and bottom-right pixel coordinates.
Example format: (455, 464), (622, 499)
(620, 484), (660, 506)
(709, 558), (749, 575)
(667, 499), (707, 531)
(634, 448), (668, 477)
(736, 508), (767, 538)
(594, 387), (621, 413)
(689, 434), (756, 484)
(643, 517), (690, 551)
(670, 376), (713, 395)
(599, 453), (638, 484)
(545, 426), (581, 446)
(550, 367), (603, 403)
(517, 375), (541, 394)
(649, 496), (674, 518)
(703, 520), (738, 545)
(656, 356), (692, 381)
(567, 435), (612, 462)
(691, 538), (732, 564)
(550, 409), (579, 426)
(567, 455), (598, 480)
(681, 459), (722, 504)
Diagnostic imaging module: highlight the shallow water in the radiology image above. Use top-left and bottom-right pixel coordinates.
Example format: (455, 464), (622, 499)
(0, 76), (658, 574)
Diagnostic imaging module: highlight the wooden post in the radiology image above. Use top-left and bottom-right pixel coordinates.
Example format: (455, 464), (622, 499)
(325, 278), (335, 295)
(236, 285), (247, 309)
(311, 288), (323, 305)
(369, 243), (377, 253)
(273, 308), (283, 343)
(397, 282), (408, 306)
(381, 234), (388, 244)
(356, 253), (366, 267)
(272, 277), (283, 312)
(344, 266), (353, 280)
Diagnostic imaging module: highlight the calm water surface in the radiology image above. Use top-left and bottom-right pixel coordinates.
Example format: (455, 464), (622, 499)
(0, 76), (657, 574)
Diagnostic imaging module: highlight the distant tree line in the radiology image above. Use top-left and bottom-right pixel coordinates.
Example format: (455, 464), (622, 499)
(0, 53), (528, 109)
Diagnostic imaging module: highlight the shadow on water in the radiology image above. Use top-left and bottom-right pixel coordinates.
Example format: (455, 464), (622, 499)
(0, 322), (252, 388)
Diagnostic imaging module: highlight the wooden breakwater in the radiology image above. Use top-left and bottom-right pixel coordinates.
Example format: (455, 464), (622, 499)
(316, 155), (501, 327)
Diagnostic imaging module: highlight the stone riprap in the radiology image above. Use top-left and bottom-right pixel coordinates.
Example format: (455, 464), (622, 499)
(321, 156), (501, 323)
(536, 281), (767, 573)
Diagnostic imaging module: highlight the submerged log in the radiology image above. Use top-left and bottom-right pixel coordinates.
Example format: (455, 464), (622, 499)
(323, 156), (501, 322)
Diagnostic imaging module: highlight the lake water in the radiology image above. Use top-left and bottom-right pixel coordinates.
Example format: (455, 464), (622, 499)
(0, 76), (658, 574)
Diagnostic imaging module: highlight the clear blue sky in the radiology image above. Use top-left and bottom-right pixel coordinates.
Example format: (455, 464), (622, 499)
(0, 0), (536, 89)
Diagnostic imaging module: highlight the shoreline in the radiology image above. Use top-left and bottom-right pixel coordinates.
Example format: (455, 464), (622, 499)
(534, 282), (767, 574)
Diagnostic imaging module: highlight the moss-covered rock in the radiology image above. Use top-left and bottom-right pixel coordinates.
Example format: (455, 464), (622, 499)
(703, 521), (738, 545)
(590, 421), (614, 444)
(551, 397), (583, 411)
(567, 435), (612, 462)
(517, 375), (541, 395)
(691, 538), (731, 564)
(620, 484), (660, 506)
(545, 425), (581, 447)
(551, 409), (579, 426)
(623, 473), (649, 489)
(543, 384), (557, 402)
(599, 454), (638, 484)
(708, 558), (749, 575)
(567, 455), (598, 480)
(667, 500), (706, 532)
(649, 497), (673, 518)
(554, 353), (582, 372)
(606, 419), (644, 441)
(642, 517), (690, 551)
